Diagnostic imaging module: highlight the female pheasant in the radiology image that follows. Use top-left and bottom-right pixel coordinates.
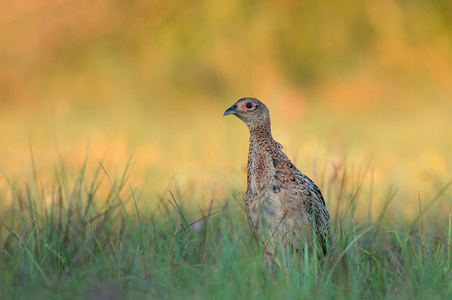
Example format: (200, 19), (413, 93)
(224, 97), (333, 267)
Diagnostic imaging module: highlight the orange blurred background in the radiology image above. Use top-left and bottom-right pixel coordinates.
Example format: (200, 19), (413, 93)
(1, 0), (451, 220)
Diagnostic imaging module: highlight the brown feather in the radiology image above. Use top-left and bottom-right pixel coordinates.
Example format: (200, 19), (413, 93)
(225, 97), (333, 267)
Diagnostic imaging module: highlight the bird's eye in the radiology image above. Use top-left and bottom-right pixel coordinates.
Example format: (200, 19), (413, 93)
(245, 102), (253, 109)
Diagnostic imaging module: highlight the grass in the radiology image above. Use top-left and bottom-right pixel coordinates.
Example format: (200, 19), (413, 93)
(1, 151), (451, 300)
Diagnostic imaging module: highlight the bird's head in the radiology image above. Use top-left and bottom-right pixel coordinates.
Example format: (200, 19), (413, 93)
(223, 97), (270, 129)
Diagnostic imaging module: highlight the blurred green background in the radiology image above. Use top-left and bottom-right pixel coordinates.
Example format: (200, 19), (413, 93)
(1, 0), (451, 220)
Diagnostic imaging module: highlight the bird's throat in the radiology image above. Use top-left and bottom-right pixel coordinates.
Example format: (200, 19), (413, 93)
(247, 123), (272, 142)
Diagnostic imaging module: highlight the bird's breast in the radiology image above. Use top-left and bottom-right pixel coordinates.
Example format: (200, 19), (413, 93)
(247, 151), (276, 191)
(245, 150), (288, 240)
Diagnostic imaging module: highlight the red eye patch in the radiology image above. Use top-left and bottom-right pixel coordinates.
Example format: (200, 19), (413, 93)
(241, 104), (250, 111)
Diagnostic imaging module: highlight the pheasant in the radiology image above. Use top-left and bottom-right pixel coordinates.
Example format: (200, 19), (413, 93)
(224, 97), (333, 267)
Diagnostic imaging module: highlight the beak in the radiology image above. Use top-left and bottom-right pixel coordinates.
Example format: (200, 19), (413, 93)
(223, 104), (238, 116)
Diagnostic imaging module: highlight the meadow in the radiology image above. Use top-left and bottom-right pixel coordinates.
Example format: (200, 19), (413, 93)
(1, 101), (451, 299)
(1, 1), (452, 299)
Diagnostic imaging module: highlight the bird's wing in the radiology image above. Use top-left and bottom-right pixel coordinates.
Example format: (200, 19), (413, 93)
(271, 151), (332, 252)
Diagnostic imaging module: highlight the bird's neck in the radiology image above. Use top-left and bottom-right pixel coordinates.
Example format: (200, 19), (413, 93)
(248, 122), (273, 145)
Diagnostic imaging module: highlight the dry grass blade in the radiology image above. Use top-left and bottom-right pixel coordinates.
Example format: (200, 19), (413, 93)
(409, 180), (452, 229)
(98, 159), (136, 239)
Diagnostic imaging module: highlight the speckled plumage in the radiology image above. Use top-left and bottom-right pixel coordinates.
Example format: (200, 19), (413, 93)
(224, 97), (333, 266)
